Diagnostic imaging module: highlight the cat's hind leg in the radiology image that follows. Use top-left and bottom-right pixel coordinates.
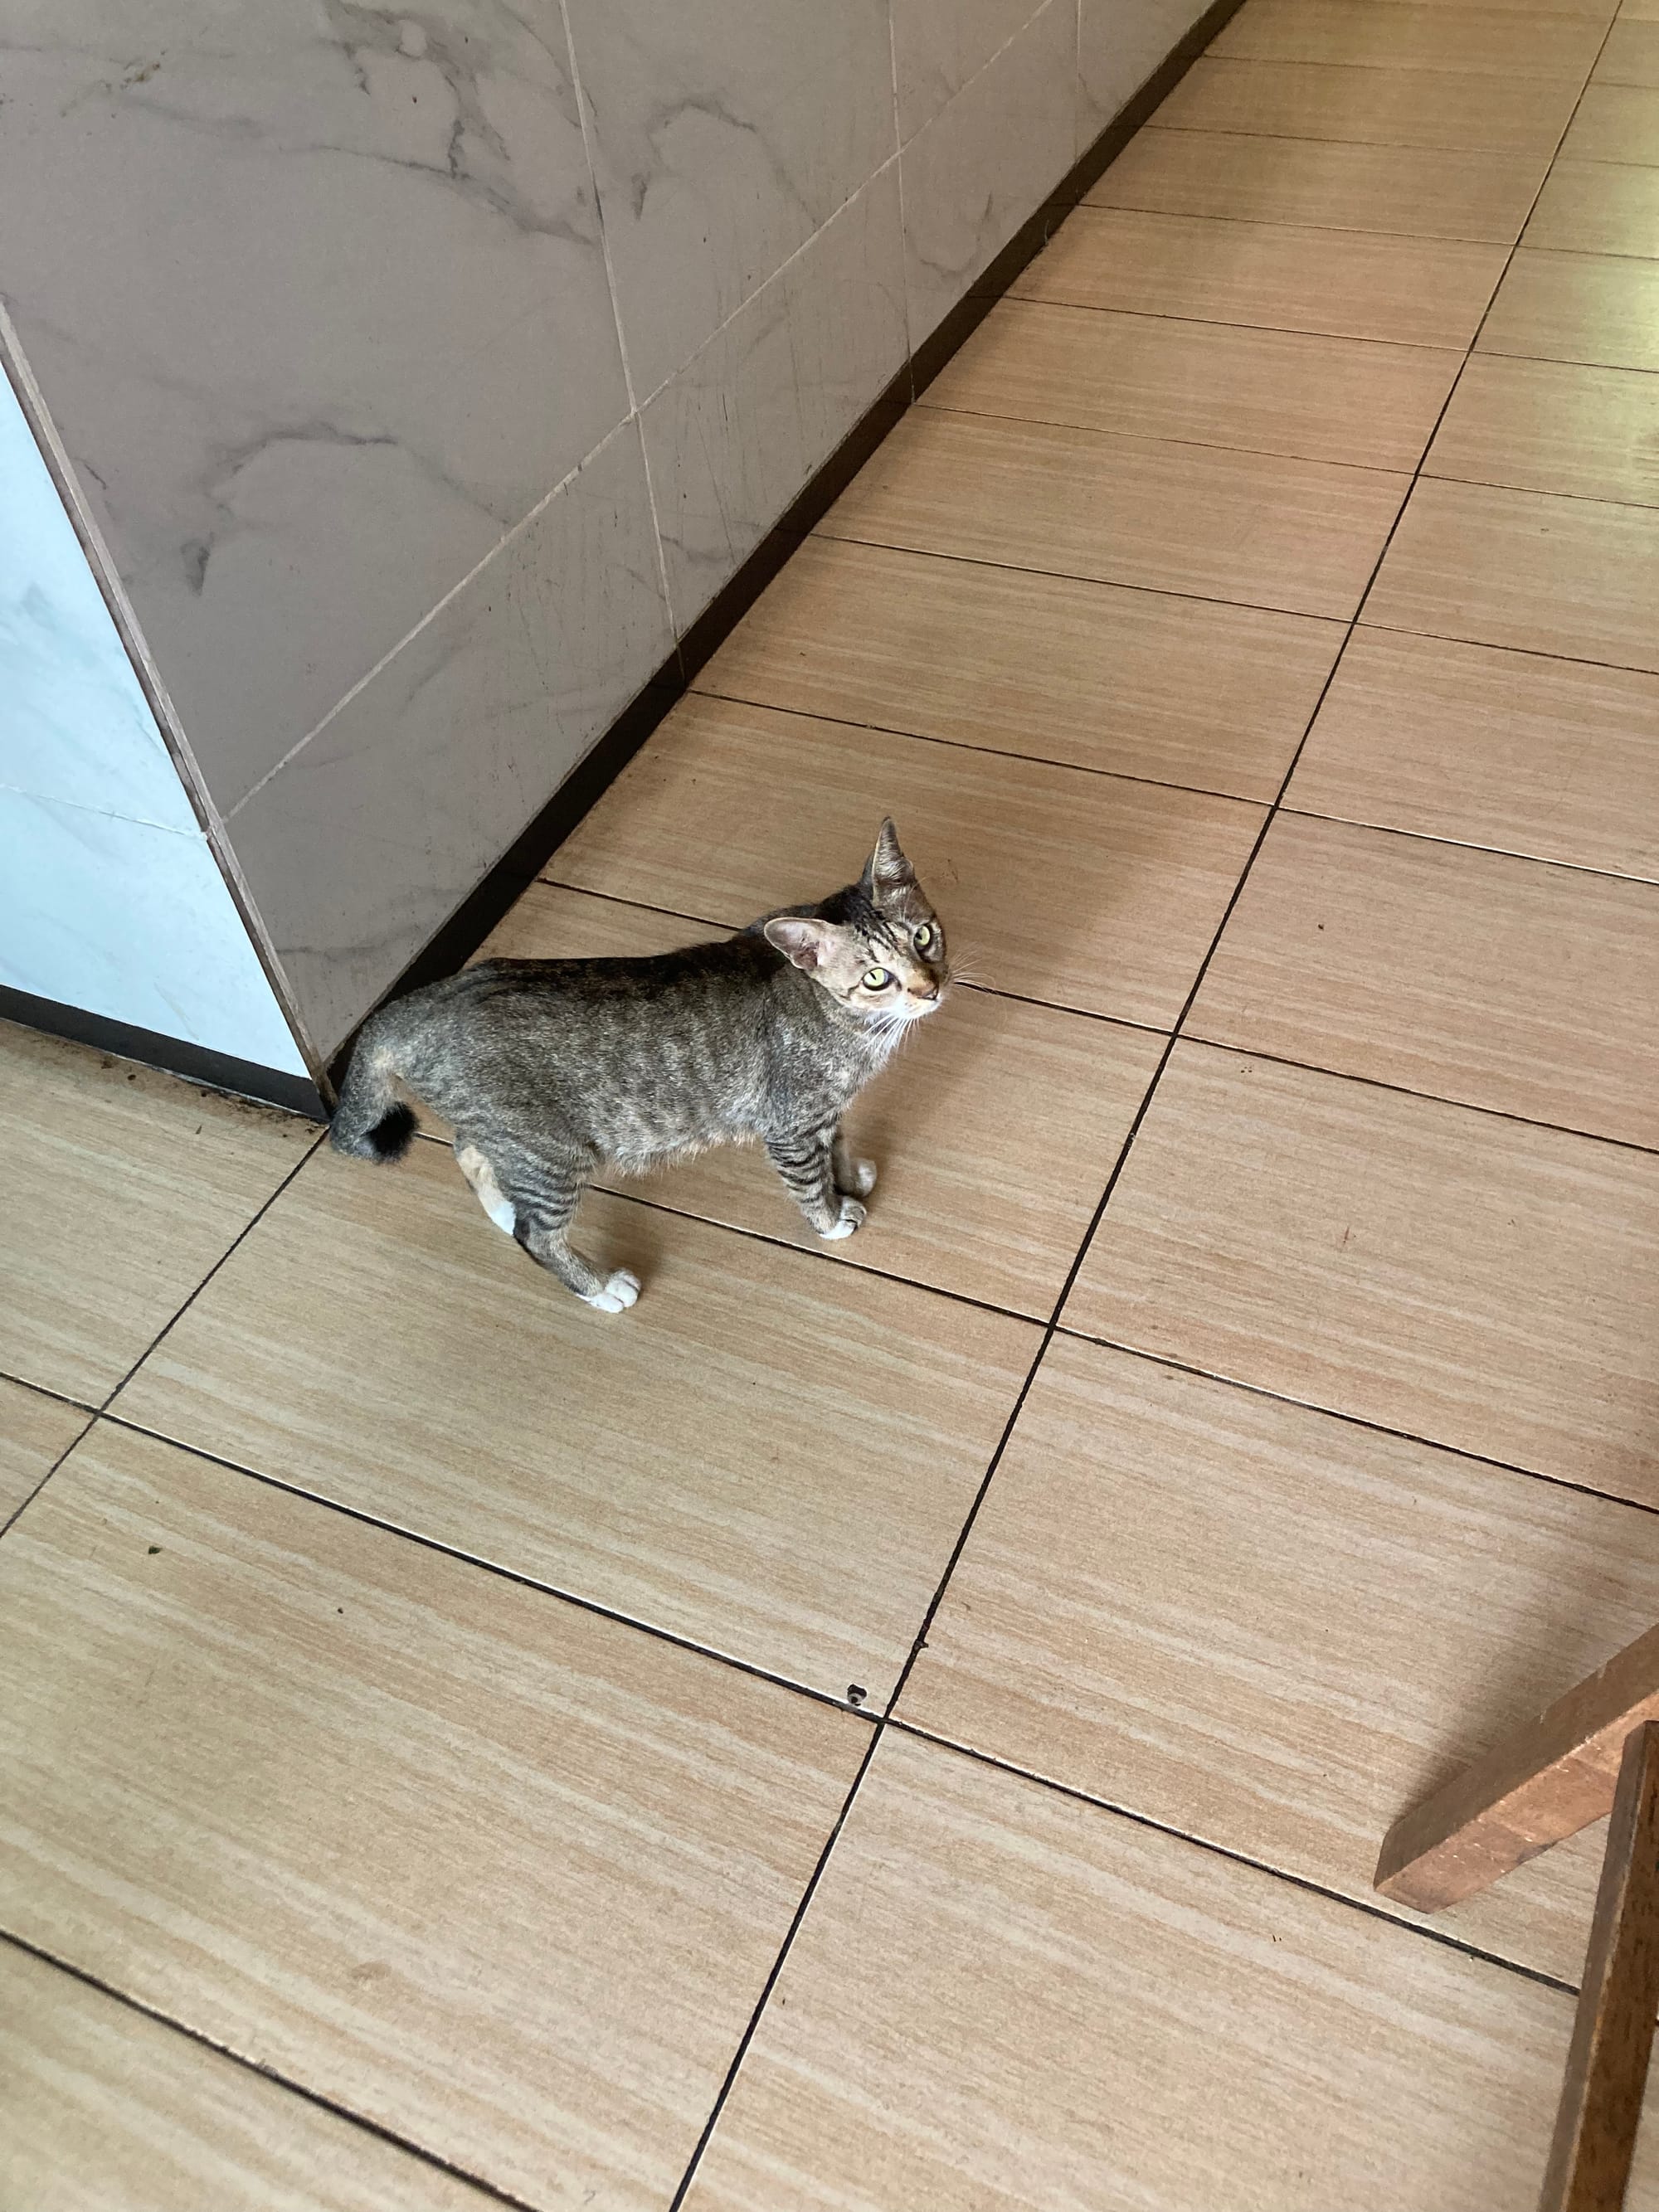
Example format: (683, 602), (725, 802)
(767, 1124), (866, 1240)
(831, 1125), (877, 1199)
(455, 1139), (517, 1235)
(490, 1136), (640, 1312)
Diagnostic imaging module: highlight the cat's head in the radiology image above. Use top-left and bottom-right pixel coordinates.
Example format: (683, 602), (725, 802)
(763, 821), (949, 1028)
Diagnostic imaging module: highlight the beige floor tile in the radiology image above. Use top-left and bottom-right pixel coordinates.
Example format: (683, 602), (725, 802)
(1480, 246), (1659, 371)
(1427, 355), (1659, 504)
(552, 695), (1267, 1028)
(1013, 207), (1506, 348)
(682, 1730), (1613, 2212)
(900, 1335), (1659, 1985)
(0, 1941), (486, 2212)
(1287, 629), (1659, 878)
(1596, 17), (1659, 82)
(0, 1024), (315, 1407)
(1065, 1043), (1659, 1500)
(1561, 80), (1659, 159)
(476, 884), (1160, 1320)
(1087, 127), (1545, 241)
(1621, 0), (1659, 25)
(1525, 158), (1659, 252)
(1365, 478), (1659, 668)
(697, 537), (1340, 804)
(1189, 811), (1659, 1144)
(1153, 56), (1587, 153)
(820, 410), (1408, 620)
(1211, 0), (1608, 75)
(0, 1423), (866, 2210)
(112, 1143), (1035, 1704)
(0, 1377), (87, 1525)
(925, 298), (1460, 470)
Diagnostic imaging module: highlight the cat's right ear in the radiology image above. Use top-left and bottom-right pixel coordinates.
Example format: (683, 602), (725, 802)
(764, 916), (836, 972)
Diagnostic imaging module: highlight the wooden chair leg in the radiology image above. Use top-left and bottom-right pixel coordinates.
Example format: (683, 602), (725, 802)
(1375, 1621), (1659, 1913)
(1538, 1721), (1659, 2212)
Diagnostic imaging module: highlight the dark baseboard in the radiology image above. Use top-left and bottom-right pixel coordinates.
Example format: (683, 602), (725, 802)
(0, 984), (328, 1121)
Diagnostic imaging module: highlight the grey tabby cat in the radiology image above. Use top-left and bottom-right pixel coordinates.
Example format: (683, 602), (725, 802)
(329, 821), (948, 1311)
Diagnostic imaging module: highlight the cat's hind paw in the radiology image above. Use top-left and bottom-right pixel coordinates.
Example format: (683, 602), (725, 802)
(844, 1157), (878, 1197)
(584, 1268), (641, 1314)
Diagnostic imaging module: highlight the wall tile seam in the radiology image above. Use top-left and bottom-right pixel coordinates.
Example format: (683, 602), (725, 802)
(893, 0), (1061, 157)
(554, 0), (682, 648)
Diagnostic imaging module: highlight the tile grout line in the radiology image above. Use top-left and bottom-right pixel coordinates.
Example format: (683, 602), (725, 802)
(664, 42), (1637, 2189)
(0, 1131), (328, 1544)
(884, 1719), (1580, 1996)
(91, 1408), (880, 1724)
(0, 1929), (539, 2212)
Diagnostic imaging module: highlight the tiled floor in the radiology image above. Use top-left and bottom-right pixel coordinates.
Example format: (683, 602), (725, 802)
(6, 0), (1659, 2202)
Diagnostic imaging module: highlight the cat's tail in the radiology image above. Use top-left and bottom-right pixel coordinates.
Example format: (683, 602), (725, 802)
(329, 1008), (419, 1164)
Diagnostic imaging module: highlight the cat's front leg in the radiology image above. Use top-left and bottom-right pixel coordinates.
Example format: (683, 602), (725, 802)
(766, 1126), (865, 1240)
(831, 1125), (877, 1199)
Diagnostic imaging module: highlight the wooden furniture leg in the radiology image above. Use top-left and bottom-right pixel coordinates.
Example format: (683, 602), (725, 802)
(1538, 1722), (1659, 2212)
(1375, 1620), (1659, 1913)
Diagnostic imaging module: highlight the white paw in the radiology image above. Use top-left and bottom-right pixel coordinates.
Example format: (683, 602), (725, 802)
(847, 1158), (878, 1197)
(820, 1199), (866, 1242)
(584, 1267), (640, 1314)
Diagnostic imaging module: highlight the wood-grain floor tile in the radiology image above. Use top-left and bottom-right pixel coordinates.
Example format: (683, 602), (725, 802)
(476, 885), (1161, 1320)
(1561, 80), (1659, 159)
(820, 410), (1408, 620)
(112, 1144), (1035, 1705)
(1065, 1043), (1659, 1500)
(1525, 158), (1659, 253)
(552, 695), (1267, 1028)
(1189, 811), (1659, 1143)
(1211, 0), (1608, 75)
(1365, 478), (1659, 668)
(1596, 17), (1659, 82)
(0, 1422), (867, 2210)
(0, 1942), (486, 2212)
(1153, 56), (1587, 153)
(1012, 207), (1506, 348)
(1087, 126), (1545, 241)
(925, 297), (1460, 470)
(697, 538), (1340, 804)
(1427, 356), (1659, 505)
(900, 1335), (1659, 1985)
(682, 1731), (1627, 2212)
(0, 1023), (315, 1406)
(1480, 246), (1659, 371)
(1288, 629), (1659, 879)
(0, 1378), (87, 1526)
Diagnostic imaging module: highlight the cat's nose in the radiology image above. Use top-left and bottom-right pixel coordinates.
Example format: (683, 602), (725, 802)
(917, 982), (940, 1003)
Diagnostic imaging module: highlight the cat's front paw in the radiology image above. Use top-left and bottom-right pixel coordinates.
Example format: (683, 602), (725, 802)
(843, 1157), (878, 1198)
(820, 1198), (867, 1242)
(584, 1267), (641, 1313)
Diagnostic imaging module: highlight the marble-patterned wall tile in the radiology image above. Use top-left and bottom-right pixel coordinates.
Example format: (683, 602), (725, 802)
(1079, 0), (1210, 147)
(0, 791), (307, 1076)
(642, 161), (907, 636)
(566, 0), (897, 406)
(0, 2), (627, 818)
(892, 0), (1049, 143)
(898, 0), (1079, 351)
(0, 351), (194, 834)
(226, 424), (674, 1059)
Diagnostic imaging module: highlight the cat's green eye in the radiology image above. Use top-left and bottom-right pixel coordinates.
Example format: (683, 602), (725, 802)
(864, 967), (894, 990)
(913, 923), (937, 954)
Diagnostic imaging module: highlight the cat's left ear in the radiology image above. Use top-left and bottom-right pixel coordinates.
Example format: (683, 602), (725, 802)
(764, 915), (838, 973)
(863, 817), (915, 896)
